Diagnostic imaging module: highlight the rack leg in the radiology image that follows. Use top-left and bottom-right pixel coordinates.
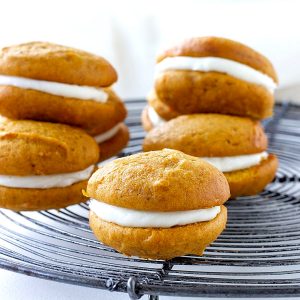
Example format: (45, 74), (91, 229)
(127, 276), (159, 300)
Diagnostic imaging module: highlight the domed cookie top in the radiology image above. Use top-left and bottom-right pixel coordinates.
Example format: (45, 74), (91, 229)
(86, 149), (230, 211)
(157, 36), (278, 82)
(143, 114), (267, 157)
(0, 42), (117, 86)
(0, 117), (99, 175)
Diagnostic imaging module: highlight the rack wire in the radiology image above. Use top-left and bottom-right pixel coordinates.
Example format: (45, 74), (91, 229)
(0, 100), (300, 299)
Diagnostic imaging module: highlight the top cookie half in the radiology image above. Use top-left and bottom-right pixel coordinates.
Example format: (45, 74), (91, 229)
(87, 149), (230, 211)
(0, 42), (117, 86)
(157, 36), (277, 82)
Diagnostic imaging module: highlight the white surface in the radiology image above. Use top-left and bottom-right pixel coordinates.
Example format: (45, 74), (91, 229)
(1, 269), (300, 300)
(0, 0), (300, 100)
(0, 75), (108, 102)
(90, 200), (220, 227)
(156, 56), (277, 92)
(0, 270), (125, 300)
(276, 83), (300, 105)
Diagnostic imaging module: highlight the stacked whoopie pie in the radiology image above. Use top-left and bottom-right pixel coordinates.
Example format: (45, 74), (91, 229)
(0, 42), (129, 161)
(0, 117), (99, 211)
(0, 42), (129, 210)
(143, 37), (278, 197)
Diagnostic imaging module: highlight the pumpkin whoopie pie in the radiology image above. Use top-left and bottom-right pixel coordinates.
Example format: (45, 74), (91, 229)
(0, 42), (129, 160)
(154, 36), (278, 119)
(87, 149), (229, 260)
(0, 117), (99, 211)
(143, 115), (278, 198)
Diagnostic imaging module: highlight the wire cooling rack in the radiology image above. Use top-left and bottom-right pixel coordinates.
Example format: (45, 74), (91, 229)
(0, 100), (300, 299)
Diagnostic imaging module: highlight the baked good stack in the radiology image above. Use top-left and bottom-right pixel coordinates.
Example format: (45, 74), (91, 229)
(0, 42), (129, 161)
(86, 149), (230, 259)
(143, 37), (278, 197)
(0, 42), (129, 210)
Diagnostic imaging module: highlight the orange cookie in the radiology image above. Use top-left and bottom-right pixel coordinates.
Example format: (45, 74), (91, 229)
(143, 114), (277, 197)
(155, 37), (278, 119)
(86, 149), (230, 259)
(0, 42), (127, 136)
(0, 42), (117, 86)
(0, 117), (99, 211)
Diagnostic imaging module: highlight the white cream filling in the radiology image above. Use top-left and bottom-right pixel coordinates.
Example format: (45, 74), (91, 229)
(0, 165), (94, 189)
(201, 151), (268, 172)
(148, 106), (166, 127)
(94, 123), (122, 144)
(0, 75), (108, 102)
(89, 199), (220, 228)
(156, 56), (277, 92)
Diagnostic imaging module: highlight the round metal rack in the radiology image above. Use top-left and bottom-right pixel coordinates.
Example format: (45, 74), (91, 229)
(0, 100), (300, 299)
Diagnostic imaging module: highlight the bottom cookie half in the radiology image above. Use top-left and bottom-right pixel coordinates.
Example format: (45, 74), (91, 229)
(0, 180), (88, 211)
(226, 154), (278, 198)
(90, 205), (227, 260)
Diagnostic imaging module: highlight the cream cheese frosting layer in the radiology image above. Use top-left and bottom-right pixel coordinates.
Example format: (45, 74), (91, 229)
(201, 152), (268, 172)
(0, 165), (94, 189)
(148, 106), (166, 127)
(156, 56), (277, 92)
(0, 75), (108, 102)
(89, 199), (220, 228)
(94, 123), (122, 144)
